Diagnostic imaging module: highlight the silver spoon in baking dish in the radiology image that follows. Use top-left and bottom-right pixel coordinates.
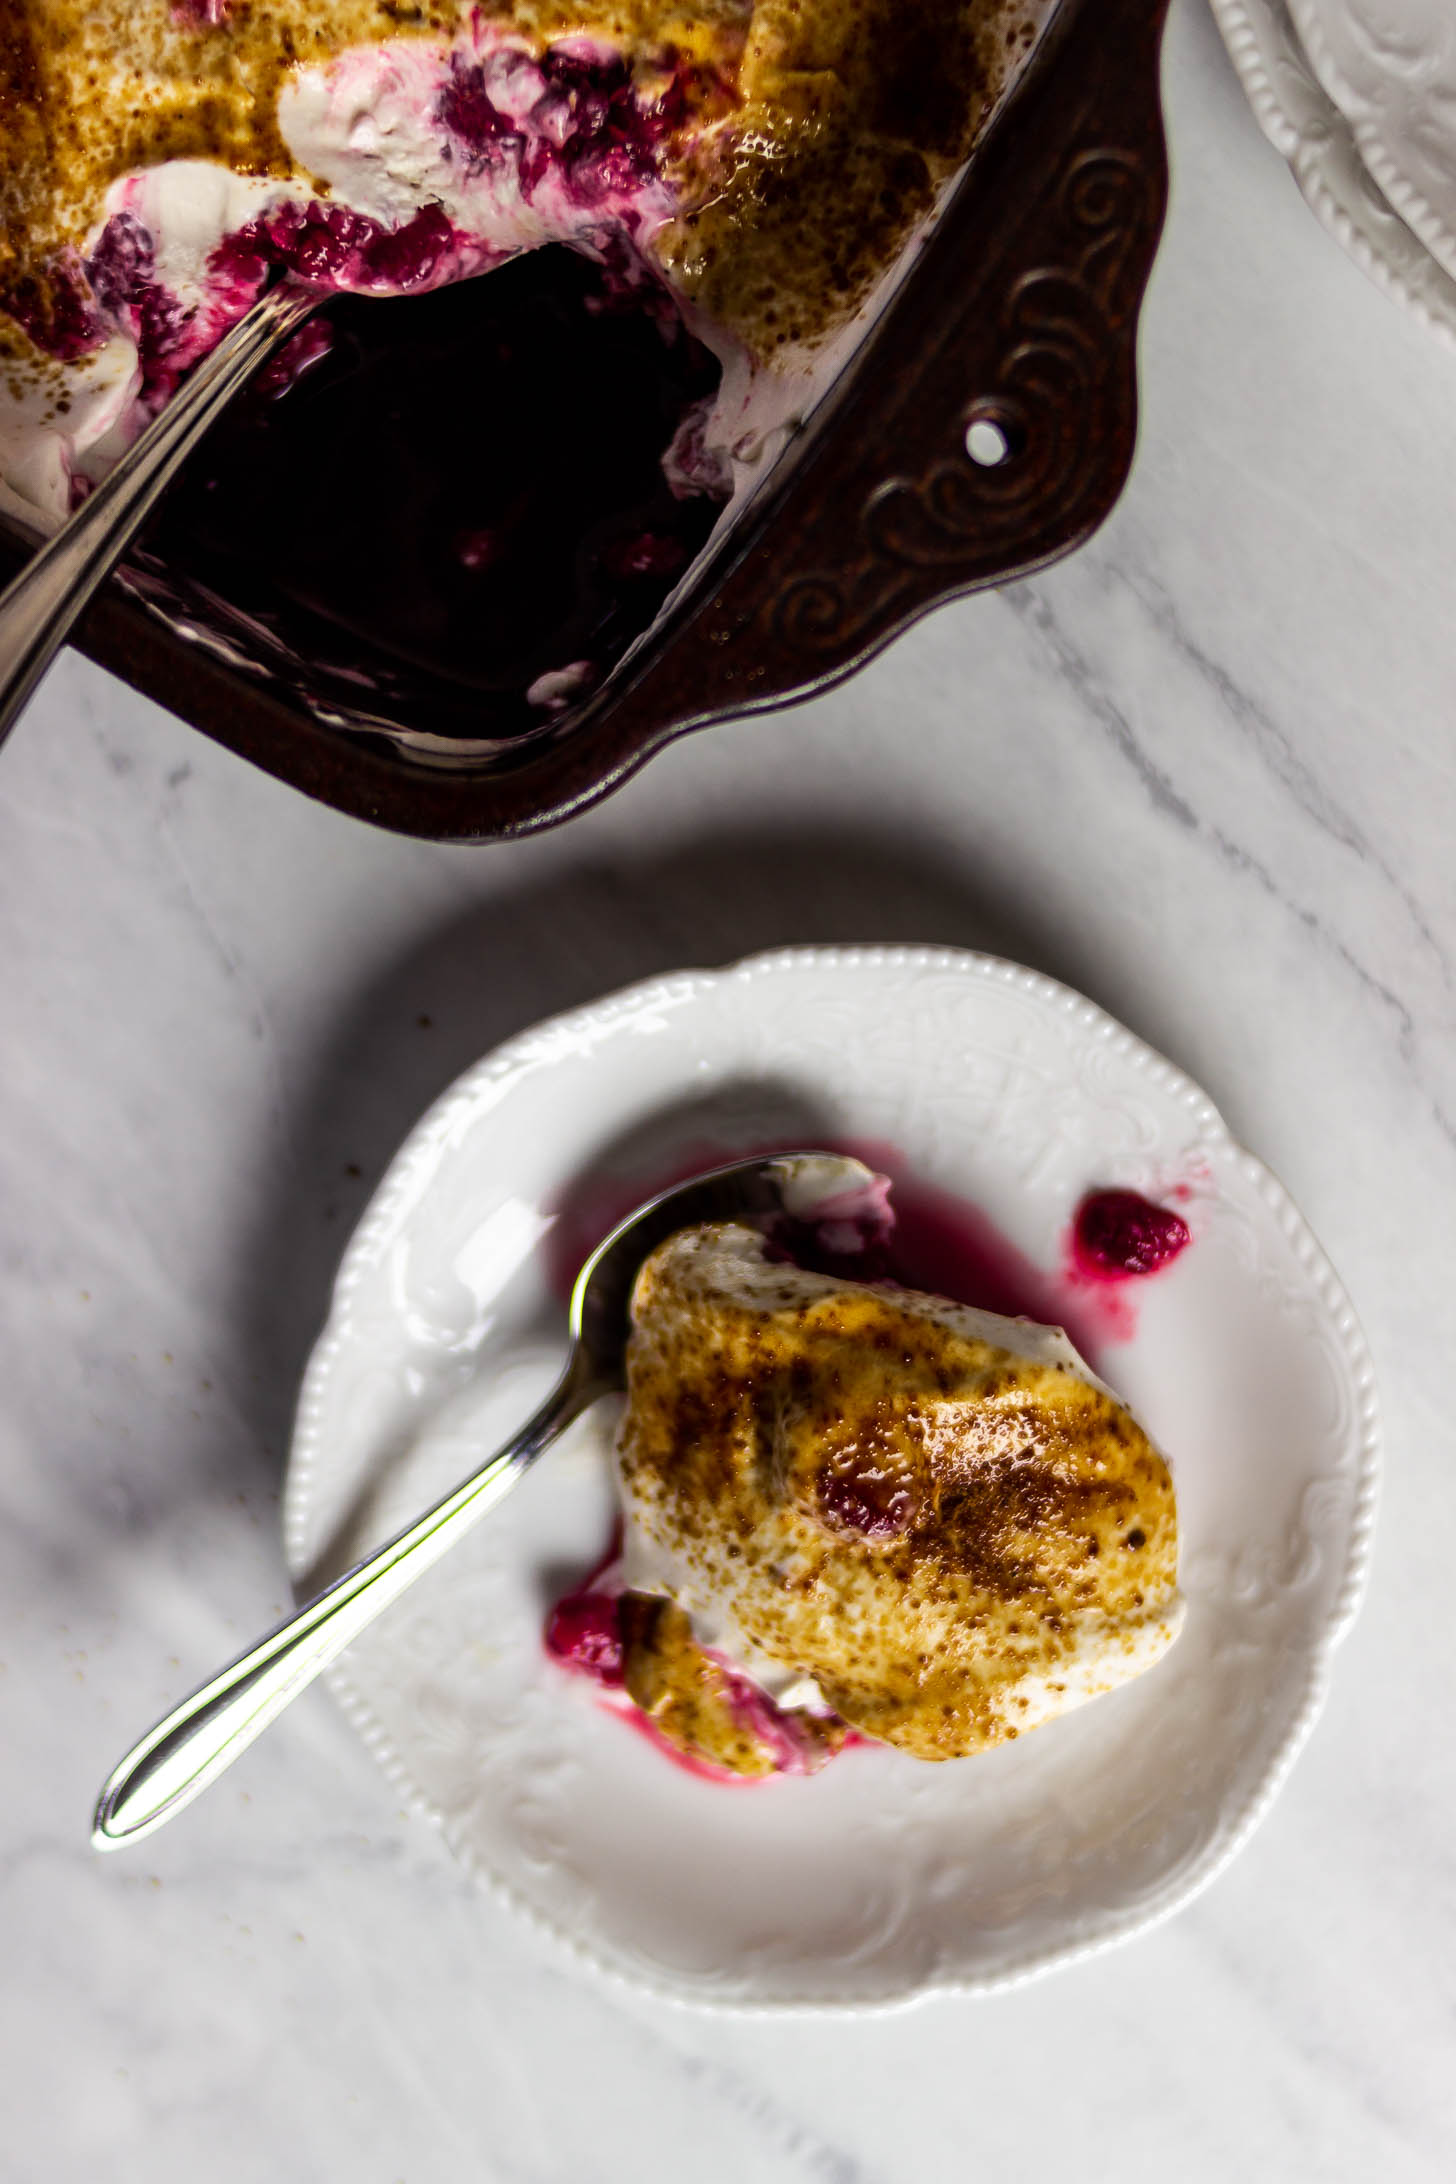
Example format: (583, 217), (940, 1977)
(92, 1150), (861, 1849)
(0, 283), (318, 747)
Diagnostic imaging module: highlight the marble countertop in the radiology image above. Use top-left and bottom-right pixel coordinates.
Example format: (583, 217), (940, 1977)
(4, 2), (1454, 2175)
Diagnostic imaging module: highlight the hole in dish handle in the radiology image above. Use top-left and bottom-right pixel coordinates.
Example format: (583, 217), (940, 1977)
(964, 409), (1018, 468)
(545, 0), (1172, 827)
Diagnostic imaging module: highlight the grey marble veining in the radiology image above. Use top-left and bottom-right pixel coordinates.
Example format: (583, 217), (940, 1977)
(3, 0), (1456, 2176)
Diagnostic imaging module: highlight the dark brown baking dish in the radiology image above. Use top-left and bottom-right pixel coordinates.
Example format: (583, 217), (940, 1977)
(0, 0), (1170, 840)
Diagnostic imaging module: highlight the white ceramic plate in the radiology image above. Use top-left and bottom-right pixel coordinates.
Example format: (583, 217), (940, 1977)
(1209, 0), (1456, 356)
(1287, 0), (1456, 287)
(284, 948), (1379, 2011)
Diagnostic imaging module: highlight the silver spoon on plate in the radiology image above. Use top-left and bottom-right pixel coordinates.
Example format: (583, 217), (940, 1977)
(92, 1150), (862, 1849)
(0, 282), (319, 747)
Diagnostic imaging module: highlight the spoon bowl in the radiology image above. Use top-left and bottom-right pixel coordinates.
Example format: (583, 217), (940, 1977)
(92, 1149), (863, 1849)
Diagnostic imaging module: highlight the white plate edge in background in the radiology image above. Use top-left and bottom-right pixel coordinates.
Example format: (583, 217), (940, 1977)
(1285, 0), (1456, 291)
(1208, 0), (1456, 357)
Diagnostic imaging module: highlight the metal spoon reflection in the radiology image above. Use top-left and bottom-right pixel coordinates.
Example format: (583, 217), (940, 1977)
(92, 1151), (848, 1849)
(0, 284), (318, 748)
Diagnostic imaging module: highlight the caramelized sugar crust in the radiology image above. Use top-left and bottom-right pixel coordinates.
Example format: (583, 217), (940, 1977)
(617, 1225), (1182, 1763)
(0, 0), (1019, 354)
(618, 1591), (851, 1775)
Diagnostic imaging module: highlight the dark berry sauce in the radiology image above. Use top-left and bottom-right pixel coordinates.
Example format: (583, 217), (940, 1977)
(130, 245), (728, 737)
(543, 1134), (1111, 1358)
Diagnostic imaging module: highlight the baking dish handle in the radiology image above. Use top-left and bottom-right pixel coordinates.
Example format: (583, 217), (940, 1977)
(603, 0), (1171, 748)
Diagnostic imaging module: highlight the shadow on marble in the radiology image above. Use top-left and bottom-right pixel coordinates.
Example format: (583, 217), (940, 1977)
(225, 817), (1192, 1507)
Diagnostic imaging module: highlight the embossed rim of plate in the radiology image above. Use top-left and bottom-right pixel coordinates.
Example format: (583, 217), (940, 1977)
(284, 945), (1381, 2012)
(1208, 0), (1456, 354)
(1286, 0), (1456, 291)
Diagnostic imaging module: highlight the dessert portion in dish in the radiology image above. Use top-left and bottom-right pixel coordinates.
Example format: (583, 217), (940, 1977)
(549, 1179), (1184, 1781)
(0, 0), (1033, 522)
(133, 249), (734, 735)
(0, 0), (1047, 725)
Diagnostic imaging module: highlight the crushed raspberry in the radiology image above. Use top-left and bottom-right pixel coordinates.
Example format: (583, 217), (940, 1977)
(544, 1591), (625, 1686)
(86, 213), (154, 316)
(84, 214), (200, 398)
(1073, 1190), (1191, 1279)
(209, 200), (460, 298)
(438, 39), (714, 208)
(359, 203), (457, 290)
(1, 253), (105, 360)
(207, 228), (270, 301)
(438, 59), (527, 166)
(818, 1467), (915, 1539)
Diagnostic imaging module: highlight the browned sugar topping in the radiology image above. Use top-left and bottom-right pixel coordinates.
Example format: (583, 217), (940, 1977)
(2, 0), (1025, 355)
(663, 0), (1012, 349)
(616, 1226), (1181, 1765)
(618, 1591), (849, 1775)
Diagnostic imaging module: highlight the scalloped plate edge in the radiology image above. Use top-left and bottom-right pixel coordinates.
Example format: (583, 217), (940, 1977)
(283, 944), (1381, 2012)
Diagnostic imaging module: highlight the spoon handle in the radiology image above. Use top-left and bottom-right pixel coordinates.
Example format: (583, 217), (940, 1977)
(93, 1362), (599, 1850)
(0, 283), (316, 748)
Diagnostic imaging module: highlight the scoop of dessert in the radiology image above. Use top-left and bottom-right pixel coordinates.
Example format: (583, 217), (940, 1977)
(617, 1592), (852, 1777)
(613, 1223), (1183, 1769)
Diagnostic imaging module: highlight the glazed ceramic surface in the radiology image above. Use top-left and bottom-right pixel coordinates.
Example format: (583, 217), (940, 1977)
(1210, 0), (1456, 351)
(285, 949), (1377, 2007)
(1288, 0), (1456, 287)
